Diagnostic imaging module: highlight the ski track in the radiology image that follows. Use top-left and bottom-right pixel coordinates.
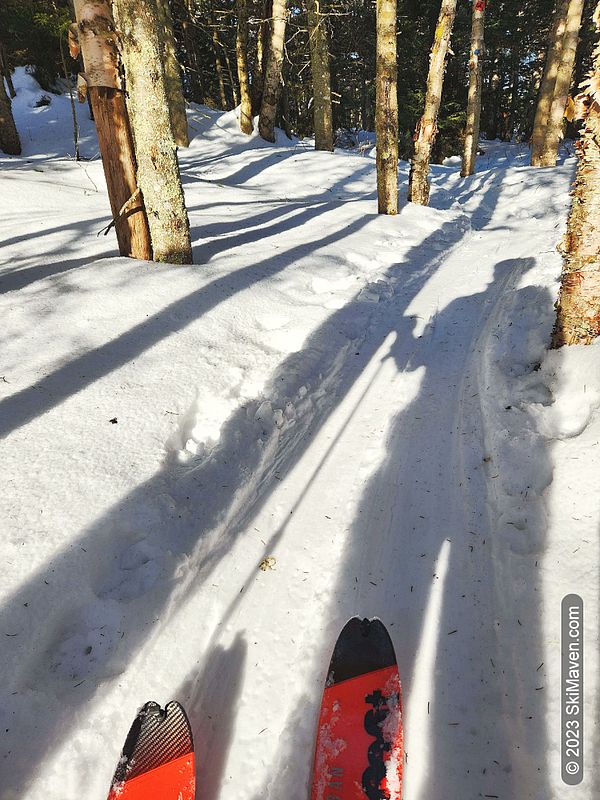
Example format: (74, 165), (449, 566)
(2, 81), (593, 800)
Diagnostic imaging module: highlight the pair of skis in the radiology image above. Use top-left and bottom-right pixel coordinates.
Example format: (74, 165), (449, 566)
(107, 618), (403, 800)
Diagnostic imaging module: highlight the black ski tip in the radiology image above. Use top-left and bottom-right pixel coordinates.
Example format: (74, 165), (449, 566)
(326, 617), (396, 686)
(112, 700), (193, 785)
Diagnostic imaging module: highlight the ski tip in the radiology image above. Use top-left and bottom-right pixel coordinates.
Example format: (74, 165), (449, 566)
(111, 700), (194, 787)
(327, 616), (396, 686)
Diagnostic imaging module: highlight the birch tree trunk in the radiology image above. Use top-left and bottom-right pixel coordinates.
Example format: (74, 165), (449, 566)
(461, 0), (486, 176)
(73, 0), (151, 260)
(538, 0), (586, 167)
(258, 0), (288, 142)
(236, 0), (253, 133)
(112, 0), (192, 264)
(375, 0), (398, 214)
(408, 0), (458, 205)
(0, 73), (20, 154)
(552, 2), (600, 346)
(531, 0), (570, 165)
(157, 0), (189, 147)
(307, 0), (333, 151)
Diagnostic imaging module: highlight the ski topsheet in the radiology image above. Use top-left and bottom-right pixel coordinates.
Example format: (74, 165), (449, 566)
(310, 617), (403, 800)
(107, 701), (195, 800)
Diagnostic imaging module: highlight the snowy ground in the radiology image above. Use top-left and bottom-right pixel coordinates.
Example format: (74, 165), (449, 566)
(0, 69), (598, 799)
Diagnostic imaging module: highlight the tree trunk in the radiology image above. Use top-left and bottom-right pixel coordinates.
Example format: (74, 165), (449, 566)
(461, 0), (486, 176)
(73, 0), (151, 259)
(538, 0), (586, 166)
(408, 0), (458, 205)
(157, 0), (189, 147)
(252, 0), (271, 115)
(258, 0), (288, 142)
(212, 24), (228, 109)
(112, 0), (193, 264)
(375, 0), (398, 214)
(552, 2), (600, 346)
(307, 0), (333, 151)
(0, 44), (16, 98)
(236, 0), (253, 133)
(0, 73), (20, 154)
(531, 0), (570, 164)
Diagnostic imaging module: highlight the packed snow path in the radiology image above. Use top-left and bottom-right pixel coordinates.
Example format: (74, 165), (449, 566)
(1, 76), (598, 799)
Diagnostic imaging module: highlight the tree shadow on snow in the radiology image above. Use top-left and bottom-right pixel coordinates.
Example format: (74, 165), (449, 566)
(0, 169), (545, 796)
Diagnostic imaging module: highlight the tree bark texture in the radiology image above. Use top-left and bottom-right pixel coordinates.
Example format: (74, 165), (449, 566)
(259, 0), (288, 142)
(538, 0), (586, 167)
(408, 0), (458, 205)
(0, 72), (20, 154)
(212, 23), (229, 109)
(73, 0), (151, 260)
(553, 2), (600, 346)
(375, 0), (398, 214)
(307, 0), (334, 151)
(461, 0), (486, 176)
(112, 0), (193, 264)
(252, 0), (272, 114)
(0, 44), (16, 98)
(236, 0), (254, 133)
(157, 0), (189, 147)
(531, 0), (570, 165)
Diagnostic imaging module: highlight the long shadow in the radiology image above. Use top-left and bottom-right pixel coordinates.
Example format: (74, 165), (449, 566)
(177, 635), (248, 800)
(247, 262), (555, 800)
(0, 248), (114, 294)
(0, 204), (371, 440)
(0, 177), (469, 794)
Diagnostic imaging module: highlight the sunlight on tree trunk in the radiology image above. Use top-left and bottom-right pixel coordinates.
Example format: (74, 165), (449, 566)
(73, 0), (151, 259)
(538, 0), (585, 167)
(113, 0), (192, 264)
(375, 0), (398, 213)
(157, 0), (189, 147)
(259, 0), (288, 142)
(307, 0), (333, 151)
(531, 0), (570, 165)
(553, 2), (600, 346)
(461, 0), (486, 177)
(408, 0), (458, 205)
(236, 0), (253, 134)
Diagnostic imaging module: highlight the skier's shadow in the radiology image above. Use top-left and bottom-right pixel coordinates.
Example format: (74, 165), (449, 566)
(246, 259), (555, 799)
(176, 633), (248, 800)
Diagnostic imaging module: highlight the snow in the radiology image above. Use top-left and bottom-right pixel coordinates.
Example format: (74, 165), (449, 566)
(1, 67), (598, 798)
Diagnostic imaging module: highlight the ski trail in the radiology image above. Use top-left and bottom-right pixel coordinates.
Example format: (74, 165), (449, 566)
(155, 232), (546, 800)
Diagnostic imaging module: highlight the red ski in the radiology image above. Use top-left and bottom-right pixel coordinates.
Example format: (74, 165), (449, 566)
(311, 617), (403, 800)
(107, 701), (195, 800)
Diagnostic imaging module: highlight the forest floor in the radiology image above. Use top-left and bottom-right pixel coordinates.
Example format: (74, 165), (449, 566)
(0, 69), (598, 800)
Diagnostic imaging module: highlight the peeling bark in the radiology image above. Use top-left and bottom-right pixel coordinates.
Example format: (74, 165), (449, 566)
(553, 2), (600, 346)
(408, 0), (458, 205)
(73, 0), (151, 259)
(375, 0), (398, 214)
